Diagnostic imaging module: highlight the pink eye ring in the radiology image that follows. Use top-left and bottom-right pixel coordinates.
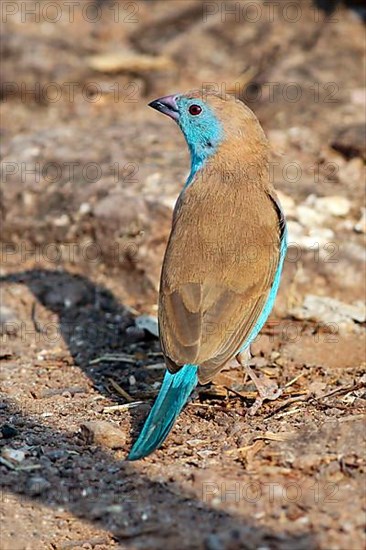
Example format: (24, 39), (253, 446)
(188, 104), (202, 116)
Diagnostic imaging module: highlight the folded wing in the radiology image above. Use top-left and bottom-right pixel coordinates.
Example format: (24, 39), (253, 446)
(159, 172), (282, 384)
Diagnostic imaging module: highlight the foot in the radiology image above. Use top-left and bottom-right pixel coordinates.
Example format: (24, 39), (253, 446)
(236, 352), (282, 415)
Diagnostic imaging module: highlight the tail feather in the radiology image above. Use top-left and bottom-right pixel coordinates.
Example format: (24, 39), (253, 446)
(128, 364), (198, 460)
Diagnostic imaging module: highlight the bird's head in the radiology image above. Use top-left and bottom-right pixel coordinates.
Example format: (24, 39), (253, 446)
(149, 90), (267, 175)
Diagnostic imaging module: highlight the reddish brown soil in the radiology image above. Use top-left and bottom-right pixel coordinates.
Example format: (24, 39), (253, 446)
(1, 2), (365, 549)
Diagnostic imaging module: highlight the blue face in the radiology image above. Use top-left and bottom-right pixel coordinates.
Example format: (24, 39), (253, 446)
(175, 96), (224, 174)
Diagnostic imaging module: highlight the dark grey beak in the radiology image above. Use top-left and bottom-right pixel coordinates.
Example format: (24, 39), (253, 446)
(149, 94), (179, 121)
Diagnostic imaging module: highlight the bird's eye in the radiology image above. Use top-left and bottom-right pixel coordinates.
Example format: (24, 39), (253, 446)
(188, 104), (202, 116)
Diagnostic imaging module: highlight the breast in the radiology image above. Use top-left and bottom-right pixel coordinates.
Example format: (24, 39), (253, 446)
(162, 175), (280, 294)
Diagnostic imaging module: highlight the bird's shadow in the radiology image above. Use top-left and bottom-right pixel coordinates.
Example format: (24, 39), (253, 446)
(0, 268), (317, 548)
(1, 268), (163, 440)
(1, 268), (141, 367)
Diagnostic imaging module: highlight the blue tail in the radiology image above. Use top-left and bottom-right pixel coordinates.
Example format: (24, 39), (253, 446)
(128, 364), (198, 460)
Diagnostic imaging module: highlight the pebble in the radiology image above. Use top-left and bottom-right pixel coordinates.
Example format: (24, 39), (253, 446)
(46, 449), (68, 461)
(135, 315), (159, 338)
(145, 172), (162, 190)
(308, 195), (351, 217)
(298, 194), (351, 225)
(287, 220), (334, 250)
(53, 214), (70, 227)
(80, 421), (126, 449)
(0, 424), (18, 439)
(338, 157), (364, 186)
(0, 304), (19, 336)
(79, 202), (92, 215)
(332, 123), (365, 160)
(22, 146), (41, 159)
(287, 126), (320, 154)
(2, 448), (26, 463)
(125, 325), (146, 342)
(27, 476), (51, 496)
(350, 88), (366, 106)
(290, 294), (366, 327)
(296, 205), (327, 228)
(354, 207), (366, 234)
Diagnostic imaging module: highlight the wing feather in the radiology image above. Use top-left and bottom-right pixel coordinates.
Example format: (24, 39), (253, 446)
(159, 170), (283, 384)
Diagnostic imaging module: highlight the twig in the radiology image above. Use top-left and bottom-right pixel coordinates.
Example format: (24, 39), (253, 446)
(265, 381), (366, 419)
(31, 301), (42, 333)
(315, 381), (365, 401)
(224, 386), (256, 399)
(144, 363), (166, 370)
(225, 439), (265, 458)
(254, 431), (296, 442)
(225, 385), (307, 402)
(285, 373), (305, 388)
(0, 457), (41, 471)
(89, 353), (136, 365)
(264, 394), (311, 419)
(108, 378), (134, 402)
(275, 407), (303, 418)
(102, 402), (144, 413)
(225, 444), (254, 455)
(0, 457), (17, 470)
(188, 402), (216, 408)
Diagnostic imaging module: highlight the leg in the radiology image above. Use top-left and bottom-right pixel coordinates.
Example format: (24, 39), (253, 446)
(236, 351), (282, 415)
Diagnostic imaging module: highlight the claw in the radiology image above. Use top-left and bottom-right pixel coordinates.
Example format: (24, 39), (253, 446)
(236, 352), (282, 415)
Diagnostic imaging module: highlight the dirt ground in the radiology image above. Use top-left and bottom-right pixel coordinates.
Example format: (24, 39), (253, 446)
(1, 1), (365, 549)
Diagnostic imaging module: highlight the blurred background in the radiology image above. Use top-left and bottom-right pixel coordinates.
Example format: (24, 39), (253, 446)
(1, 1), (365, 549)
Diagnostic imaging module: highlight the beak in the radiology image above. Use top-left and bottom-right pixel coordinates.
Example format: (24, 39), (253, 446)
(148, 94), (179, 121)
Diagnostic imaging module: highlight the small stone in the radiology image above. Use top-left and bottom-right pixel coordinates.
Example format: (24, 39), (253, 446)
(0, 304), (19, 336)
(1, 424), (18, 439)
(79, 202), (91, 215)
(338, 157), (365, 186)
(290, 295), (366, 327)
(2, 448), (25, 463)
(311, 195), (351, 217)
(296, 204), (326, 228)
(287, 126), (320, 154)
(53, 214), (70, 227)
(27, 476), (51, 496)
(46, 449), (67, 461)
(332, 123), (366, 160)
(145, 172), (162, 190)
(125, 326), (146, 342)
(135, 315), (159, 337)
(80, 421), (126, 449)
(287, 220), (334, 250)
(350, 88), (366, 106)
(354, 207), (366, 234)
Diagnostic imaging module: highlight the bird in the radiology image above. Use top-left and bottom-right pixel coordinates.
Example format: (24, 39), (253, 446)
(128, 90), (287, 460)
